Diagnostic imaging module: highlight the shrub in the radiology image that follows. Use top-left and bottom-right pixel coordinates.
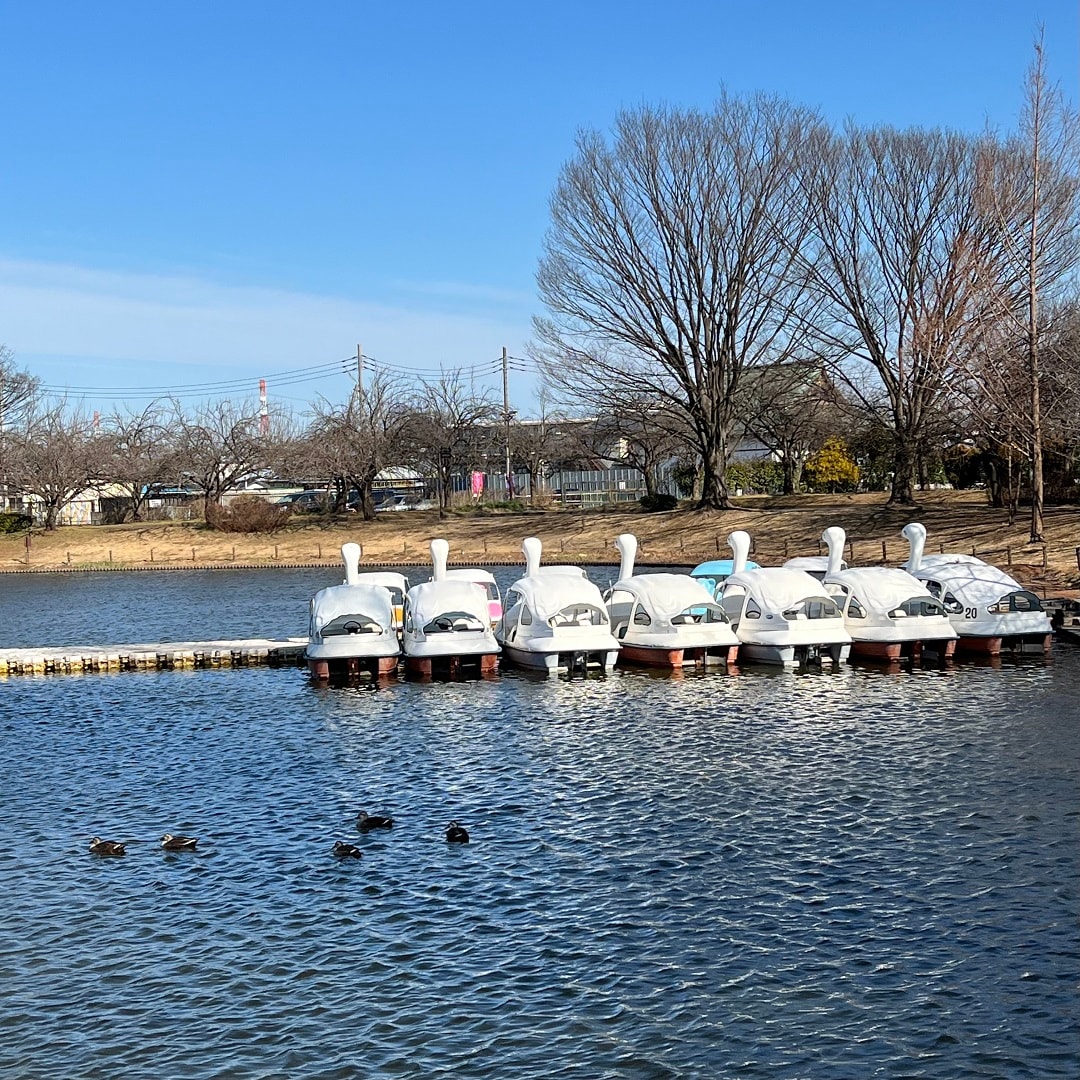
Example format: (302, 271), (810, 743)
(0, 512), (32, 534)
(804, 438), (861, 493)
(726, 459), (784, 495)
(205, 495), (290, 533)
(640, 493), (679, 512)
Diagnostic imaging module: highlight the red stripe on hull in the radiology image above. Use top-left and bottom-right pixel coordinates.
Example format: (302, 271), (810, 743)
(618, 643), (738, 669)
(851, 639), (957, 663)
(308, 654), (400, 679)
(954, 634), (1050, 656)
(405, 653), (499, 677)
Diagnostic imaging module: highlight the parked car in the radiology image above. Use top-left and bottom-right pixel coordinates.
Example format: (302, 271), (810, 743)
(344, 488), (434, 512)
(390, 495), (436, 511)
(277, 490), (330, 513)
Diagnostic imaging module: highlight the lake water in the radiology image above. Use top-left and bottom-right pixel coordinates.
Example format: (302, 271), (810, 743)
(1, 568), (1078, 1078)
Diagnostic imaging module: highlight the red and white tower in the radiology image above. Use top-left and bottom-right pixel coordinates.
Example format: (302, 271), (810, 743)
(259, 378), (269, 436)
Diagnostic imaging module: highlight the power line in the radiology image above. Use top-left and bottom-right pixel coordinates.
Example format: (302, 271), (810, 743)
(37, 349), (540, 403)
(39, 358), (353, 398)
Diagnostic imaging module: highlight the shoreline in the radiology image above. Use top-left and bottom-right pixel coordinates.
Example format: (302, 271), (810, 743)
(2, 494), (1077, 596)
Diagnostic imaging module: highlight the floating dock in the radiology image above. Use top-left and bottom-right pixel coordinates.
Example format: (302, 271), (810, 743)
(0, 638), (308, 676)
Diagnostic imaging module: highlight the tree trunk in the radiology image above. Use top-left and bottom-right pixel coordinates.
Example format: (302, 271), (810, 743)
(697, 439), (732, 510)
(782, 454), (797, 496)
(985, 458), (1004, 508)
(887, 436), (918, 506)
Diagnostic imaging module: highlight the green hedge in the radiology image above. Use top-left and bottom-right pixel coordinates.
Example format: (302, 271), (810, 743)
(0, 512), (32, 534)
(640, 493), (679, 512)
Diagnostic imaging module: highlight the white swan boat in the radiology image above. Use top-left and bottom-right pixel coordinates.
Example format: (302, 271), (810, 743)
(716, 530), (851, 666)
(443, 568), (502, 626)
(901, 523), (1052, 656)
(305, 543), (402, 679)
(402, 539), (500, 677)
(496, 537), (620, 673)
(606, 533), (739, 668)
(817, 526), (957, 663)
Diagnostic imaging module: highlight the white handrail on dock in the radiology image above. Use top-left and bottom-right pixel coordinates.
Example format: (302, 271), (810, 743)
(0, 638), (309, 676)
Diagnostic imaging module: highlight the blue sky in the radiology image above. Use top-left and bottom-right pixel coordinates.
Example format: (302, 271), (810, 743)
(0, 0), (1076, 420)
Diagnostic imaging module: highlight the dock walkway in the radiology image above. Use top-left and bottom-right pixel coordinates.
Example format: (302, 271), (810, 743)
(1, 638), (308, 676)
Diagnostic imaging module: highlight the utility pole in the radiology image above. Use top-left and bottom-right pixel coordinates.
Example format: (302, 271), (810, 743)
(356, 343), (364, 410)
(502, 346), (514, 499)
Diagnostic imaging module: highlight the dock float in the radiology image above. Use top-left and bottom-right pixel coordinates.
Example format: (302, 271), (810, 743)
(0, 638), (308, 677)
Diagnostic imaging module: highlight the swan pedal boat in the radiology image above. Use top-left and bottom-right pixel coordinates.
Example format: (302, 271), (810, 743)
(402, 540), (500, 677)
(607, 534), (739, 668)
(717, 531), (851, 667)
(815, 526), (957, 663)
(901, 523), (1052, 656)
(305, 543), (402, 679)
(497, 538), (620, 674)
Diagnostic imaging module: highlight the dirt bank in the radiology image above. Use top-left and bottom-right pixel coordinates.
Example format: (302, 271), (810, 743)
(2, 492), (1078, 595)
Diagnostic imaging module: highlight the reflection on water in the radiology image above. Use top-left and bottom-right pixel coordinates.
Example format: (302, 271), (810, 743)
(1, 570), (1077, 1078)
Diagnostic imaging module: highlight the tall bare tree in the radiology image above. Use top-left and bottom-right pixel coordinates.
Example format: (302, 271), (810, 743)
(535, 94), (825, 509)
(976, 34), (1080, 540)
(805, 124), (1008, 505)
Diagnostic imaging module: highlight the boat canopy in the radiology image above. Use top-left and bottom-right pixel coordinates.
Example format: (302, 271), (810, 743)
(724, 567), (836, 613)
(784, 555), (847, 577)
(824, 567), (937, 612)
(407, 579), (490, 628)
(690, 558), (760, 590)
(444, 568), (498, 586)
(354, 570), (409, 596)
(509, 575), (609, 624)
(610, 574), (721, 622)
(311, 584), (395, 635)
(912, 557), (1038, 606)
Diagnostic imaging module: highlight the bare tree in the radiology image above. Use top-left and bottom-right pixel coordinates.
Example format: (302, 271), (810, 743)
(4, 400), (100, 530)
(169, 398), (267, 516)
(535, 94), (825, 509)
(0, 346), (39, 432)
(805, 124), (1009, 505)
(400, 372), (499, 514)
(99, 401), (176, 521)
(738, 360), (842, 494)
(303, 371), (412, 519)
(587, 397), (690, 500)
(976, 34), (1080, 540)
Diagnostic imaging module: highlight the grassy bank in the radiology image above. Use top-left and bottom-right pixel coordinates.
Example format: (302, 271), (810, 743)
(2, 492), (1077, 593)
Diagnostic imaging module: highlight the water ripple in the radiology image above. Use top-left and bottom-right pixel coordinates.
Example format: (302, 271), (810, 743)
(2, 575), (1079, 1078)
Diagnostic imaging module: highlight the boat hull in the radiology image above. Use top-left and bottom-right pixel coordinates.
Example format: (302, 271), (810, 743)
(954, 633), (1052, 656)
(307, 653), (400, 680)
(849, 637), (957, 663)
(404, 651), (499, 678)
(500, 642), (618, 674)
(737, 641), (850, 667)
(617, 642), (738, 669)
